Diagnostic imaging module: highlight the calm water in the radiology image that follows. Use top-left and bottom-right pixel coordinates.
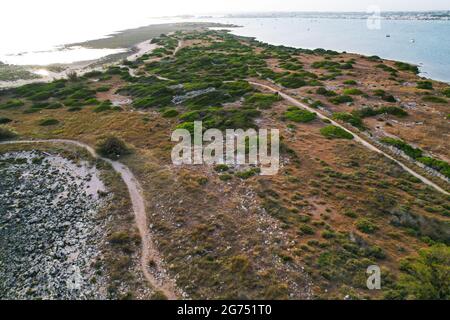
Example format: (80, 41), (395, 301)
(1, 16), (449, 82)
(203, 17), (450, 83)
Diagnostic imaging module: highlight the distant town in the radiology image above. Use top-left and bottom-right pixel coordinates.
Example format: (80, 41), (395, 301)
(220, 11), (450, 20)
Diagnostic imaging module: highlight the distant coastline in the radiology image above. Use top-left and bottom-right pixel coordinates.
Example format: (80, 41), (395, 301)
(2, 12), (450, 86)
(222, 11), (450, 21)
(0, 22), (232, 88)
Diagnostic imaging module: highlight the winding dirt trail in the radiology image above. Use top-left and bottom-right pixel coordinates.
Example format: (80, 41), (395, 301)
(250, 81), (449, 196)
(0, 139), (179, 299)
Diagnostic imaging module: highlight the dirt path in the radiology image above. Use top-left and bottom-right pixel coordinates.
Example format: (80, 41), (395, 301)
(173, 40), (185, 56)
(0, 139), (179, 299)
(249, 81), (449, 196)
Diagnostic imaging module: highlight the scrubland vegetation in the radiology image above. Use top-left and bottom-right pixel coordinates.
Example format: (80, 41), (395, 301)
(0, 29), (449, 300)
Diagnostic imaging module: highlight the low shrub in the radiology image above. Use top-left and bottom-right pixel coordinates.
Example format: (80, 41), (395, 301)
(418, 157), (450, 179)
(93, 100), (115, 113)
(355, 218), (378, 234)
(38, 118), (59, 126)
(343, 80), (357, 85)
(380, 137), (423, 159)
(96, 136), (131, 160)
(443, 88), (450, 98)
(332, 112), (364, 129)
(236, 168), (261, 179)
(0, 126), (17, 140)
(214, 164), (230, 172)
(316, 87), (337, 97)
(422, 96), (447, 104)
(0, 117), (12, 124)
(394, 62), (419, 74)
(284, 107), (317, 123)
(96, 86), (111, 92)
(366, 55), (381, 62)
(0, 99), (24, 109)
(352, 106), (408, 118)
(376, 64), (397, 75)
(162, 109), (179, 118)
(276, 74), (307, 88)
(329, 95), (353, 105)
(320, 125), (353, 140)
(343, 88), (363, 95)
(388, 245), (450, 299)
(416, 81), (433, 90)
(244, 93), (281, 109)
(299, 224), (315, 235)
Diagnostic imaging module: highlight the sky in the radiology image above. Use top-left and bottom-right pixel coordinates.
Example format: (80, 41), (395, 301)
(1, 0), (449, 19)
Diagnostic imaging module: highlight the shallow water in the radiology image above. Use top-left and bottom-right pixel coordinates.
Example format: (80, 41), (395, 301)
(2, 46), (126, 66)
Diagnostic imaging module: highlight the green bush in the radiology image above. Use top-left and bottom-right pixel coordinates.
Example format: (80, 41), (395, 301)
(381, 138), (423, 159)
(355, 218), (378, 234)
(0, 99), (24, 109)
(276, 74), (307, 88)
(332, 112), (364, 129)
(418, 157), (450, 179)
(443, 88), (450, 98)
(38, 118), (59, 126)
(162, 109), (179, 118)
(343, 80), (357, 85)
(0, 126), (17, 140)
(244, 93), (280, 109)
(391, 245), (450, 299)
(316, 87), (337, 97)
(236, 168), (261, 179)
(422, 96), (447, 104)
(394, 62), (419, 74)
(284, 107), (317, 123)
(299, 224), (315, 235)
(382, 94), (396, 103)
(96, 85), (111, 92)
(320, 125), (353, 140)
(311, 60), (340, 69)
(352, 106), (408, 119)
(343, 88), (363, 95)
(416, 81), (433, 90)
(366, 55), (381, 62)
(0, 117), (12, 124)
(47, 102), (63, 109)
(96, 136), (131, 160)
(329, 95), (353, 105)
(93, 100), (121, 113)
(219, 174), (233, 181)
(214, 164), (230, 172)
(373, 89), (386, 97)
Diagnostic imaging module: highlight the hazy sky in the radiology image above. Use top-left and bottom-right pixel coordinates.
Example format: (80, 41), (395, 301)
(2, 0), (450, 18)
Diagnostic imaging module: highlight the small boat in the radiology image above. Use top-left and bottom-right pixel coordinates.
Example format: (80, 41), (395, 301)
(386, 34), (391, 38)
(410, 39), (415, 43)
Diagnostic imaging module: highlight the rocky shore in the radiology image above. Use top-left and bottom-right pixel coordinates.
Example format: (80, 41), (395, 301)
(0, 151), (108, 299)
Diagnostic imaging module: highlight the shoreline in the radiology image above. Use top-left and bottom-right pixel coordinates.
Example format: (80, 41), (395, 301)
(0, 22), (233, 89)
(1, 20), (449, 89)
